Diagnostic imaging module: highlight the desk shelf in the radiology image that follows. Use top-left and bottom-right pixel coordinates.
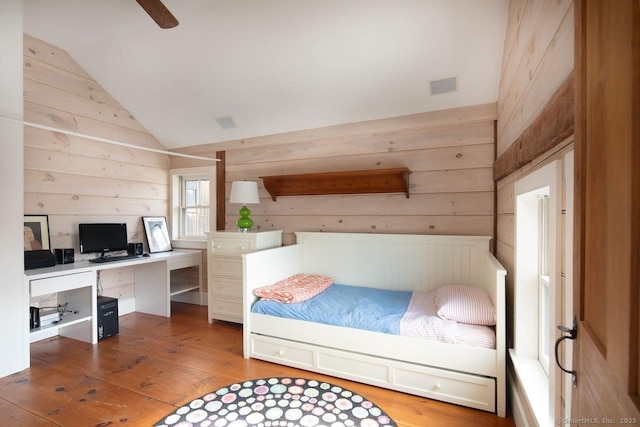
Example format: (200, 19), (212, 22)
(28, 270), (96, 344)
(170, 280), (200, 297)
(29, 312), (92, 343)
(260, 168), (412, 201)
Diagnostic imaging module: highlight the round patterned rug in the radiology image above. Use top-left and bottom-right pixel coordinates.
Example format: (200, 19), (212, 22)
(153, 377), (398, 427)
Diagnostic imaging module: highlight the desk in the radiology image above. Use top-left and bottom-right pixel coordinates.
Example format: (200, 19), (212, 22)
(24, 250), (202, 346)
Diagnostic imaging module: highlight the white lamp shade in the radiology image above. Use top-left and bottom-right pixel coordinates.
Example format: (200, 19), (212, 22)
(230, 181), (260, 204)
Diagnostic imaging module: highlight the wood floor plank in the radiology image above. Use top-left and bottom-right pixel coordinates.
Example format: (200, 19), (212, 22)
(0, 397), (55, 426)
(0, 360), (174, 426)
(3, 303), (516, 426)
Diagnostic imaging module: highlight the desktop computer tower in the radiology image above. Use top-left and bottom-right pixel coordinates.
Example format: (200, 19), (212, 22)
(97, 296), (119, 341)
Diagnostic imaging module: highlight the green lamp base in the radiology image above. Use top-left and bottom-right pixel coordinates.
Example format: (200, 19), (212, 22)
(236, 204), (253, 232)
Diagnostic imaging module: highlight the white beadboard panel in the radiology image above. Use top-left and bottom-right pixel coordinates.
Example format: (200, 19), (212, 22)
(295, 232), (491, 292)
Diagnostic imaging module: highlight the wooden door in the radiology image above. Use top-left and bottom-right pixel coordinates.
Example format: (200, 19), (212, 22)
(572, 0), (640, 420)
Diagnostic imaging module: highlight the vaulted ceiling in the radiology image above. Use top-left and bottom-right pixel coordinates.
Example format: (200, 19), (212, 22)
(23, 0), (508, 149)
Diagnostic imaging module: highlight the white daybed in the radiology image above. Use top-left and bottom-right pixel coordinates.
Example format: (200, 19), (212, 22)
(242, 232), (507, 416)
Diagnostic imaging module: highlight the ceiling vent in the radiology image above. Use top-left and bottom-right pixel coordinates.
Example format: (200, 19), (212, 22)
(215, 115), (237, 129)
(429, 76), (458, 95)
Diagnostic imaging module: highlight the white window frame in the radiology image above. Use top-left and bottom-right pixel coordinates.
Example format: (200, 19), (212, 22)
(170, 167), (216, 249)
(511, 159), (562, 426)
(538, 195), (550, 375)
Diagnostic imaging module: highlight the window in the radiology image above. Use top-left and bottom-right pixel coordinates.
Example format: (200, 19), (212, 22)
(512, 159), (562, 426)
(180, 176), (210, 238)
(170, 167), (216, 245)
(538, 195), (550, 375)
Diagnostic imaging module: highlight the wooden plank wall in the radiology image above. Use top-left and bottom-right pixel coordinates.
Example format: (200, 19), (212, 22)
(23, 35), (173, 303)
(171, 103), (498, 245)
(494, 0), (574, 345)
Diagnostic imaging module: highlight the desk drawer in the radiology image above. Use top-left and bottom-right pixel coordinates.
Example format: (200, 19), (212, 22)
(251, 335), (315, 368)
(210, 237), (254, 255)
(166, 252), (201, 270)
(30, 271), (95, 297)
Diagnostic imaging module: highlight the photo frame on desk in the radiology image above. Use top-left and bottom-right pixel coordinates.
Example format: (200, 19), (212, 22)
(24, 215), (51, 251)
(142, 216), (173, 253)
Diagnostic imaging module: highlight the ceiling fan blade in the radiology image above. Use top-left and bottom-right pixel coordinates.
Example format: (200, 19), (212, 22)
(136, 0), (179, 29)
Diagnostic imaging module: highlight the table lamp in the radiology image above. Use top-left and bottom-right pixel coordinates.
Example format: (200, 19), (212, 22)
(229, 181), (260, 232)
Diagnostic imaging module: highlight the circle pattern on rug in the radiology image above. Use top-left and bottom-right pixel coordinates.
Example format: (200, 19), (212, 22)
(154, 377), (398, 427)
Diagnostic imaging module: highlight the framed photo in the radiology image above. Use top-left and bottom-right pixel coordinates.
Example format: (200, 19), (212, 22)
(24, 215), (51, 251)
(142, 216), (173, 253)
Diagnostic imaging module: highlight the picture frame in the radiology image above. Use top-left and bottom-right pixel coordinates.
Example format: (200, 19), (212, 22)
(24, 215), (51, 251)
(142, 216), (173, 253)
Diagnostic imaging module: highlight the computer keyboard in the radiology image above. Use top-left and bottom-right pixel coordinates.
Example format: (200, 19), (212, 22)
(88, 255), (140, 263)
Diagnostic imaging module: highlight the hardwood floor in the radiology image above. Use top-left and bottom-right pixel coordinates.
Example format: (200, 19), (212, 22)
(0, 303), (516, 426)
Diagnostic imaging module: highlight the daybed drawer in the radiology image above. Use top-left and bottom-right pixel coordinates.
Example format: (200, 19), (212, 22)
(393, 365), (496, 413)
(251, 336), (315, 368)
(210, 237), (254, 255)
(209, 257), (242, 277)
(319, 350), (495, 412)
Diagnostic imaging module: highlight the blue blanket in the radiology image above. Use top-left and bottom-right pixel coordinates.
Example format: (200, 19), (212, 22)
(251, 284), (413, 335)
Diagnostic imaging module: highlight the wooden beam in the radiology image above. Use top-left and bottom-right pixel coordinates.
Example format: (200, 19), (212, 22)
(216, 151), (226, 231)
(493, 72), (574, 181)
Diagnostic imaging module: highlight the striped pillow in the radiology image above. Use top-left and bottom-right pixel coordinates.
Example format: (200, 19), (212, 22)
(434, 285), (496, 326)
(254, 274), (333, 303)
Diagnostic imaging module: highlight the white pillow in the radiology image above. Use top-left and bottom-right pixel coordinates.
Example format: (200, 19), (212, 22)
(434, 285), (496, 326)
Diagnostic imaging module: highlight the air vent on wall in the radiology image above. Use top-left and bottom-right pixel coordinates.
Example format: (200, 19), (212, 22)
(215, 115), (238, 129)
(429, 76), (458, 95)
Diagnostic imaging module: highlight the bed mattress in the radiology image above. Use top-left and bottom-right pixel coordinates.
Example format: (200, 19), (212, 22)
(251, 284), (495, 349)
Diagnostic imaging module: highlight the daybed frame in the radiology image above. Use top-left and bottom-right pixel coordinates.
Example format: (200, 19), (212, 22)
(242, 232), (507, 416)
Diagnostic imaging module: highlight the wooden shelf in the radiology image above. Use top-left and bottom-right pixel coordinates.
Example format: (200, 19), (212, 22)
(260, 167), (411, 201)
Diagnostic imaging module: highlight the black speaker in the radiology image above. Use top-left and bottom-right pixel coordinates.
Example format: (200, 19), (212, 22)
(30, 306), (40, 330)
(24, 250), (56, 270)
(97, 296), (119, 341)
(55, 248), (74, 264)
(128, 242), (143, 256)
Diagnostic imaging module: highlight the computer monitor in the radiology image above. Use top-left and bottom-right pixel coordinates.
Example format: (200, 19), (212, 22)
(79, 223), (128, 256)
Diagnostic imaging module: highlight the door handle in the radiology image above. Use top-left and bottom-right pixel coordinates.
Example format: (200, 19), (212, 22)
(555, 316), (578, 387)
